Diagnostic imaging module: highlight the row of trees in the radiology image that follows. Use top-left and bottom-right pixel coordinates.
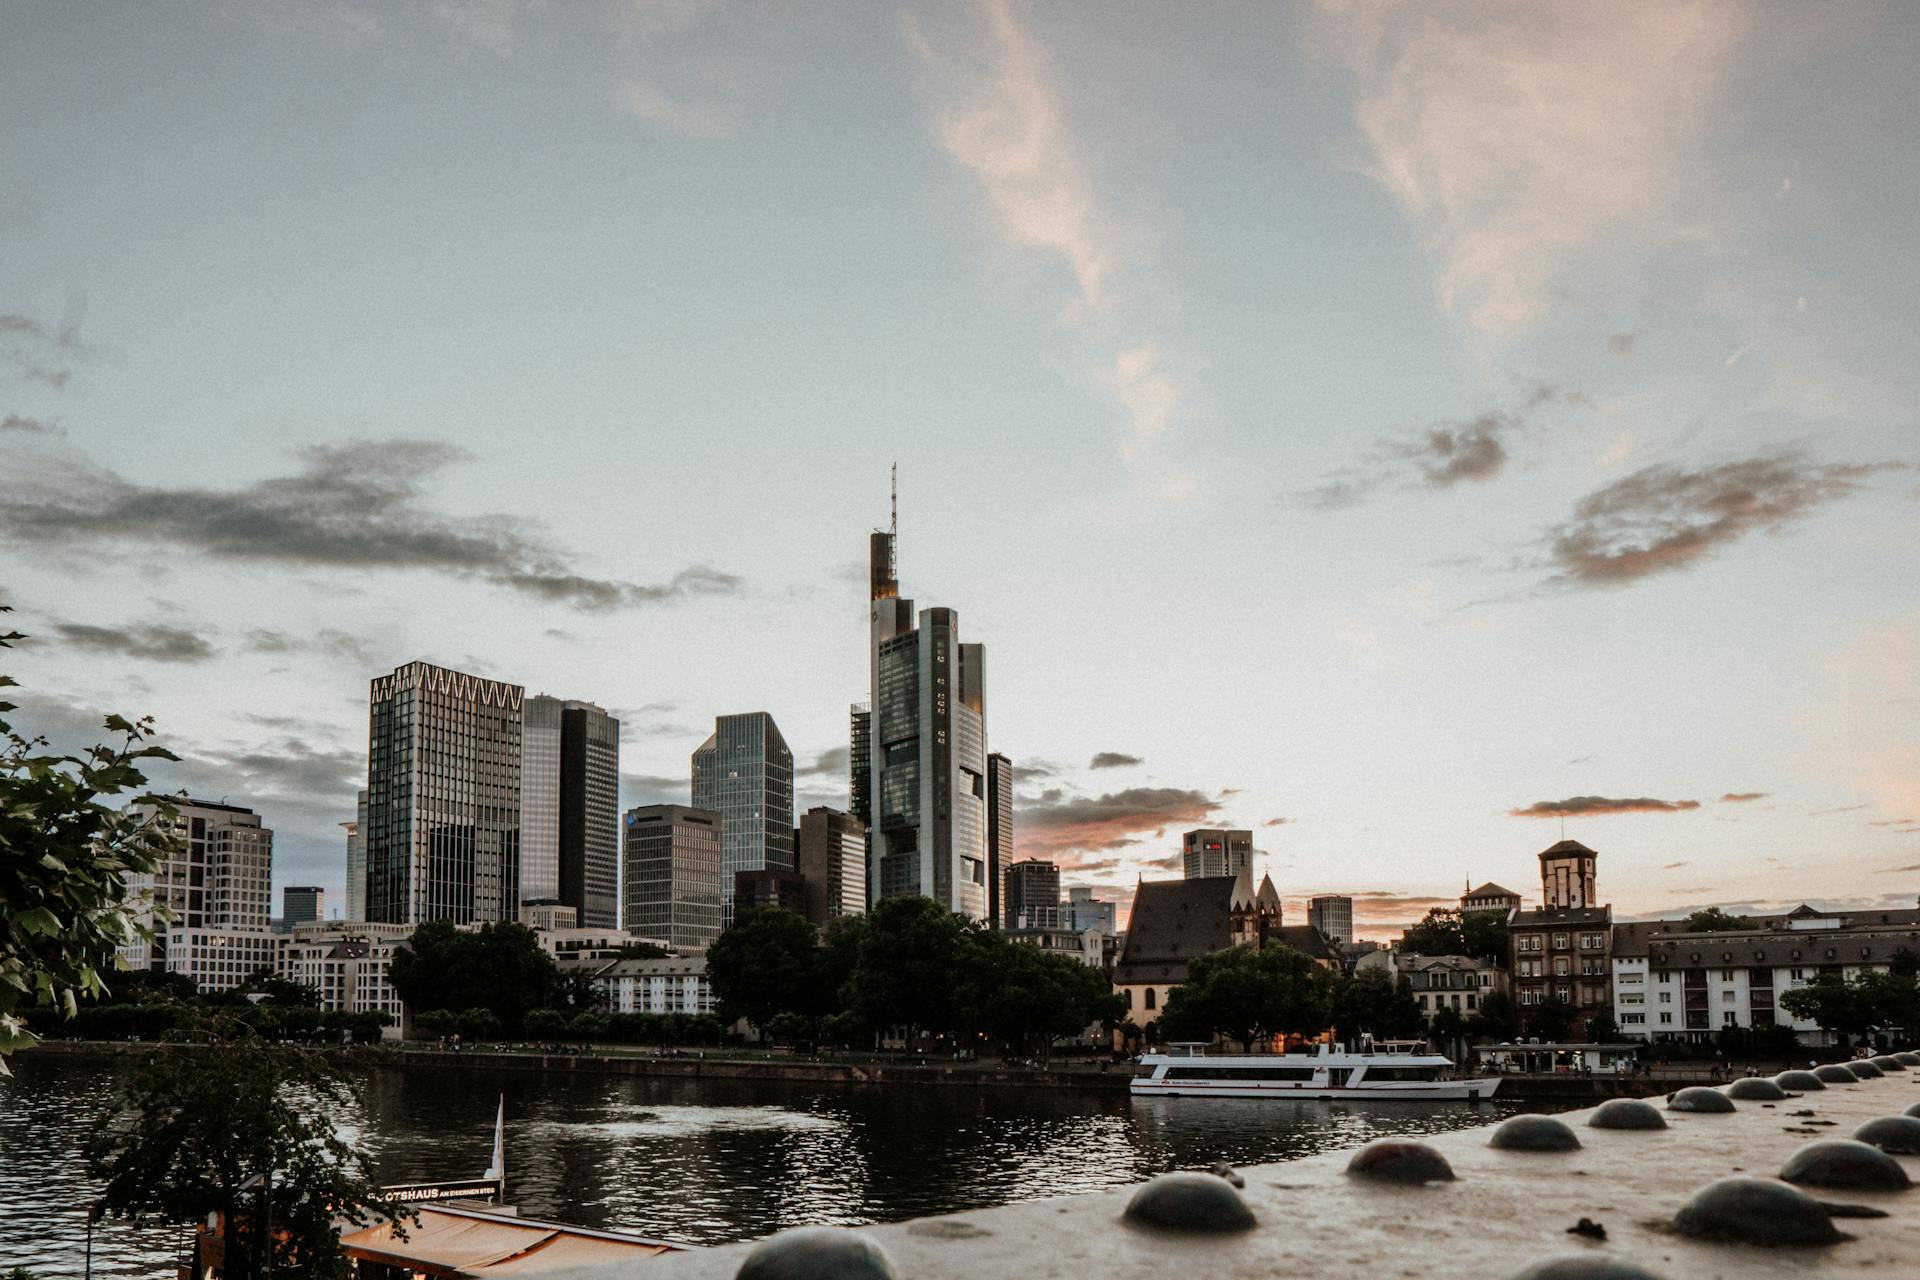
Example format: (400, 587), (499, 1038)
(704, 897), (1122, 1060)
(386, 918), (669, 1038)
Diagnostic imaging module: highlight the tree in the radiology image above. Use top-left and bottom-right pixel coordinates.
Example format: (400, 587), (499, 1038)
(1158, 944), (1332, 1050)
(1467, 990), (1519, 1043)
(842, 896), (976, 1042)
(704, 907), (821, 1030)
(1398, 909), (1508, 962)
(1781, 970), (1920, 1043)
(1430, 1005), (1467, 1060)
(962, 936), (1120, 1064)
(523, 1008), (570, 1040)
(87, 1029), (406, 1278)
(388, 921), (558, 1035)
(1680, 907), (1757, 933)
(2, 610), (185, 1066)
(1584, 1011), (1622, 1044)
(1524, 997), (1576, 1042)
(1329, 968), (1423, 1044)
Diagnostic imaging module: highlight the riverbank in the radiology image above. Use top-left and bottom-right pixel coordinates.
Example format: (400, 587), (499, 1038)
(21, 1040), (1714, 1100)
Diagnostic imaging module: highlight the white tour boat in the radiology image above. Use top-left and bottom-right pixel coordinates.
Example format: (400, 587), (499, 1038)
(1131, 1041), (1500, 1101)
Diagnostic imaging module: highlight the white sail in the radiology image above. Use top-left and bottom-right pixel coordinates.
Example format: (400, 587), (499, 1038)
(482, 1095), (505, 1185)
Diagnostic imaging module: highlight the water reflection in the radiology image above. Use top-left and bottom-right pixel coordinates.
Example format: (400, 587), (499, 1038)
(1, 1055), (1545, 1274)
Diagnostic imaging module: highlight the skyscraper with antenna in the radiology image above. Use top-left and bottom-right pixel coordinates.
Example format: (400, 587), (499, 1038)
(852, 466), (992, 921)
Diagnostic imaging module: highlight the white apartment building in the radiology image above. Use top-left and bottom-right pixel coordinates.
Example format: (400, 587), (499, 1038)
(123, 799), (276, 993)
(593, 956), (715, 1016)
(276, 922), (411, 1033)
(1612, 904), (1920, 1045)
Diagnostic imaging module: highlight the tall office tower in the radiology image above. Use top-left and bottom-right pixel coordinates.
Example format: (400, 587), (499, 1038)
(848, 703), (872, 827)
(1182, 828), (1253, 880)
(986, 752), (1013, 929)
(520, 694), (564, 903)
(1307, 894), (1354, 946)
(622, 804), (724, 950)
(560, 701), (621, 928)
(1003, 859), (1060, 928)
(366, 660), (524, 926)
(865, 482), (992, 920)
(282, 886), (326, 928)
(691, 712), (794, 925)
(342, 790), (368, 922)
(797, 805), (868, 926)
(121, 799), (275, 987)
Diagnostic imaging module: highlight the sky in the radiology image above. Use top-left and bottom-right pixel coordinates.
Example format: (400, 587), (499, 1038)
(2, 1), (1916, 938)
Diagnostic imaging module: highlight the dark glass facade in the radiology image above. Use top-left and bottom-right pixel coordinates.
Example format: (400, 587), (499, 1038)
(366, 661), (523, 926)
(622, 804), (723, 949)
(987, 752), (1013, 926)
(691, 712), (794, 926)
(559, 701), (621, 929)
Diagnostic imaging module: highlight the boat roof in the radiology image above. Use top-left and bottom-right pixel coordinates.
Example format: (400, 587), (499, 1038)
(338, 1203), (678, 1276)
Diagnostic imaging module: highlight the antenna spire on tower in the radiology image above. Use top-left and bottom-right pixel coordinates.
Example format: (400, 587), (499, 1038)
(889, 462), (898, 581)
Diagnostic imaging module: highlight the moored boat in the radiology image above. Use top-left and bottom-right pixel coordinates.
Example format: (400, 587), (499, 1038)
(1130, 1042), (1500, 1101)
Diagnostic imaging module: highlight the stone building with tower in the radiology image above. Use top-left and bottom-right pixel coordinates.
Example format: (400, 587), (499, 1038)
(1507, 839), (1613, 1037)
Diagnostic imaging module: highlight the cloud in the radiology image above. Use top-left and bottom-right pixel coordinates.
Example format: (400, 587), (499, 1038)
(51, 620), (216, 664)
(1311, 1), (1743, 349)
(1543, 453), (1891, 587)
(797, 746), (849, 778)
(1719, 791), (1767, 803)
(1298, 387), (1575, 509)
(1811, 803), (1869, 816)
(1869, 818), (1919, 828)
(1, 305), (88, 388)
(619, 772), (688, 808)
(1509, 795), (1701, 817)
(1088, 751), (1142, 770)
(1661, 861), (1691, 870)
(243, 627), (374, 665)
(1015, 786), (1221, 859)
(619, 80), (734, 138)
(1262, 816), (1293, 827)
(1, 414), (57, 435)
(907, 0), (1188, 495)
(1608, 333), (1636, 357)
(0, 440), (744, 610)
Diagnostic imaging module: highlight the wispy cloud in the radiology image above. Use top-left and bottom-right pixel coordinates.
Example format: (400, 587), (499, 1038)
(50, 620), (216, 664)
(1719, 791), (1768, 803)
(0, 439), (744, 610)
(1543, 453), (1892, 587)
(619, 80), (734, 138)
(1299, 386), (1578, 509)
(1088, 751), (1142, 770)
(907, 0), (1188, 496)
(1311, 1), (1743, 350)
(1510, 795), (1701, 818)
(1, 414), (57, 435)
(1263, 816), (1293, 827)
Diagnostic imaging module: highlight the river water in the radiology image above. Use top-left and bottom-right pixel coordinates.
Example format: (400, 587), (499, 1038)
(0, 1054), (1544, 1276)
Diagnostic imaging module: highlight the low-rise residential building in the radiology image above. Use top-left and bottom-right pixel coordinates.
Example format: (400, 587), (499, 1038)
(1612, 903), (1920, 1045)
(1508, 840), (1613, 1037)
(594, 955), (715, 1017)
(276, 922), (410, 1033)
(534, 927), (630, 967)
(1398, 954), (1506, 1021)
(1005, 924), (1106, 967)
(520, 900), (579, 930)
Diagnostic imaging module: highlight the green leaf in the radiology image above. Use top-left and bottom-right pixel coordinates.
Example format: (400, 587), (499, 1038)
(14, 906), (62, 936)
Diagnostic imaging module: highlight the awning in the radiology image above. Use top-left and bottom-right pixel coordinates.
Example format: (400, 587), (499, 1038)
(340, 1206), (676, 1276)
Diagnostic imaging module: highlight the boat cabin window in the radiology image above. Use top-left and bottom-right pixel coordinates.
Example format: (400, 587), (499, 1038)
(1363, 1065), (1442, 1082)
(1163, 1066), (1319, 1081)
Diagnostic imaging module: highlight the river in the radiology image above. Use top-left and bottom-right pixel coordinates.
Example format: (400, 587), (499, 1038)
(0, 1053), (1544, 1276)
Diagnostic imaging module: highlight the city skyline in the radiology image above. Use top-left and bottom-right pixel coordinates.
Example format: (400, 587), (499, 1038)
(3, 3), (1917, 937)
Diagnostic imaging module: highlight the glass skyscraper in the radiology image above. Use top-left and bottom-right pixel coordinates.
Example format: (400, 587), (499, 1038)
(691, 711), (794, 925)
(366, 660), (523, 925)
(865, 509), (992, 921)
(559, 700), (621, 929)
(622, 803), (724, 949)
(520, 694), (564, 903)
